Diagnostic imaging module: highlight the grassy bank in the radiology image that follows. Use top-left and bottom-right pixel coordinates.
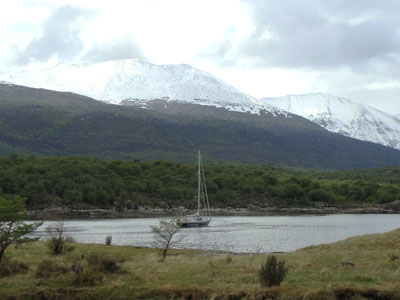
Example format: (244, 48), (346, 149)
(1, 228), (400, 300)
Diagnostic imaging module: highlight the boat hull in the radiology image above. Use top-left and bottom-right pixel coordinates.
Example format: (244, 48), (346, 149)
(177, 218), (211, 227)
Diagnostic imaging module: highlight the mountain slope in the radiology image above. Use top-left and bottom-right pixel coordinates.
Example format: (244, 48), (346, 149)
(260, 93), (400, 149)
(1, 83), (400, 170)
(2, 60), (400, 150)
(1, 60), (285, 116)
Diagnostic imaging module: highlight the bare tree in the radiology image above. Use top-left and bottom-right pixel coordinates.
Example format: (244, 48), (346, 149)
(150, 219), (185, 260)
(46, 220), (74, 255)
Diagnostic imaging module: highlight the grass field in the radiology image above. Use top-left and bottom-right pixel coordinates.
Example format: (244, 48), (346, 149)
(1, 228), (400, 300)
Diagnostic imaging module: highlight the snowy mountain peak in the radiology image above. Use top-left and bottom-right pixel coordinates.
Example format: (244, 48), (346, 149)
(0, 80), (13, 86)
(260, 93), (400, 149)
(1, 59), (256, 106)
(1, 59), (288, 117)
(1, 60), (400, 150)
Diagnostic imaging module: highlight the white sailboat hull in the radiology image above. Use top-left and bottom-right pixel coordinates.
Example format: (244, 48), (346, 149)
(177, 217), (211, 227)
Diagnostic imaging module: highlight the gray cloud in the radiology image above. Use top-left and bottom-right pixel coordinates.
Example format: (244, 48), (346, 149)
(13, 5), (95, 65)
(208, 0), (400, 70)
(198, 27), (239, 67)
(346, 86), (400, 114)
(82, 38), (146, 64)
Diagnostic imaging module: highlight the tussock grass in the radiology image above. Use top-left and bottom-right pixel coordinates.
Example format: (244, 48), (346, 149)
(0, 229), (400, 299)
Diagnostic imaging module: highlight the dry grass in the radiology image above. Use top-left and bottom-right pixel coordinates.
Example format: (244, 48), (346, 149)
(0, 228), (400, 299)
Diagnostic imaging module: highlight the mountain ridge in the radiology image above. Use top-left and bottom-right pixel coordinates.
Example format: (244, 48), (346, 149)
(1, 83), (400, 170)
(1, 59), (400, 149)
(260, 93), (400, 149)
(2, 59), (256, 106)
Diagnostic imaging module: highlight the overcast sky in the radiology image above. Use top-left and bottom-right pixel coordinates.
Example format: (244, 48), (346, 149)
(1, 0), (400, 114)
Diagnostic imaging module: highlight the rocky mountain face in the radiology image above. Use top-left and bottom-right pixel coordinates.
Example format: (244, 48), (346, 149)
(1, 59), (400, 150)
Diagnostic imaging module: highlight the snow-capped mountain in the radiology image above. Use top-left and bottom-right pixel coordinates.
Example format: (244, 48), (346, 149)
(260, 93), (400, 149)
(1, 59), (283, 115)
(2, 59), (400, 150)
(0, 80), (13, 86)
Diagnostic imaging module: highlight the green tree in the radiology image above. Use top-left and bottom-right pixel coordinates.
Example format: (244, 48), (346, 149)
(308, 188), (335, 203)
(0, 196), (42, 262)
(283, 182), (304, 199)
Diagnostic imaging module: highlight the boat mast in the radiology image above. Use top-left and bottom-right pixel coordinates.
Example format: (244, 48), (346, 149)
(197, 150), (201, 215)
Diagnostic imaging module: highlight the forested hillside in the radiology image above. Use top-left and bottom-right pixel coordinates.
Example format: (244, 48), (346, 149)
(1, 84), (400, 169)
(0, 155), (399, 210)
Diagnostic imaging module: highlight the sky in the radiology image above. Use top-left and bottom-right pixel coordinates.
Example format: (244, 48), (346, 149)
(1, 0), (400, 114)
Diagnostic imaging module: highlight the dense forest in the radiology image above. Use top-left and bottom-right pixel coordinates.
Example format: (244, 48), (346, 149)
(0, 155), (399, 210)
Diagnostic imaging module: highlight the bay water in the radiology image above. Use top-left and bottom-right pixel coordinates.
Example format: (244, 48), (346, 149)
(35, 214), (400, 253)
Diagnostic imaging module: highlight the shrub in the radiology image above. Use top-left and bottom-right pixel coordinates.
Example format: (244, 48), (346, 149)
(46, 221), (75, 255)
(388, 253), (399, 262)
(225, 255), (232, 264)
(259, 255), (288, 287)
(46, 236), (75, 255)
(73, 266), (103, 286)
(71, 258), (85, 274)
(105, 235), (112, 245)
(101, 255), (119, 272)
(86, 254), (120, 273)
(70, 253), (117, 286)
(0, 261), (29, 278)
(36, 259), (68, 278)
(86, 254), (101, 268)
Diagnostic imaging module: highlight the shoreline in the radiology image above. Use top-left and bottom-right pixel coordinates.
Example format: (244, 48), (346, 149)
(28, 205), (400, 220)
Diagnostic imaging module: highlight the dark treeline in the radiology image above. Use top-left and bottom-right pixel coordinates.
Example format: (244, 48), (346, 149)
(0, 155), (399, 210)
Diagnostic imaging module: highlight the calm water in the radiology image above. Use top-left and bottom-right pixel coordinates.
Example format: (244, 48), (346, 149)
(35, 214), (400, 253)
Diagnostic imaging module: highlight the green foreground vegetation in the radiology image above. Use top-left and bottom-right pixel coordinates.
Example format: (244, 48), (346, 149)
(1, 229), (400, 299)
(0, 155), (400, 210)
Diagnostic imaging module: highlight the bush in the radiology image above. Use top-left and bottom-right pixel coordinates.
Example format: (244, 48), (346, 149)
(46, 221), (75, 255)
(388, 253), (399, 262)
(105, 235), (112, 245)
(46, 236), (75, 255)
(225, 255), (232, 264)
(259, 255), (288, 287)
(86, 254), (101, 268)
(101, 255), (119, 272)
(0, 261), (29, 278)
(86, 254), (120, 273)
(71, 258), (85, 274)
(73, 266), (103, 286)
(70, 253), (117, 286)
(36, 259), (68, 278)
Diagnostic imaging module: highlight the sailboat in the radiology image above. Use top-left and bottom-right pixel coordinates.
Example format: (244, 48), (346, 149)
(177, 150), (211, 227)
